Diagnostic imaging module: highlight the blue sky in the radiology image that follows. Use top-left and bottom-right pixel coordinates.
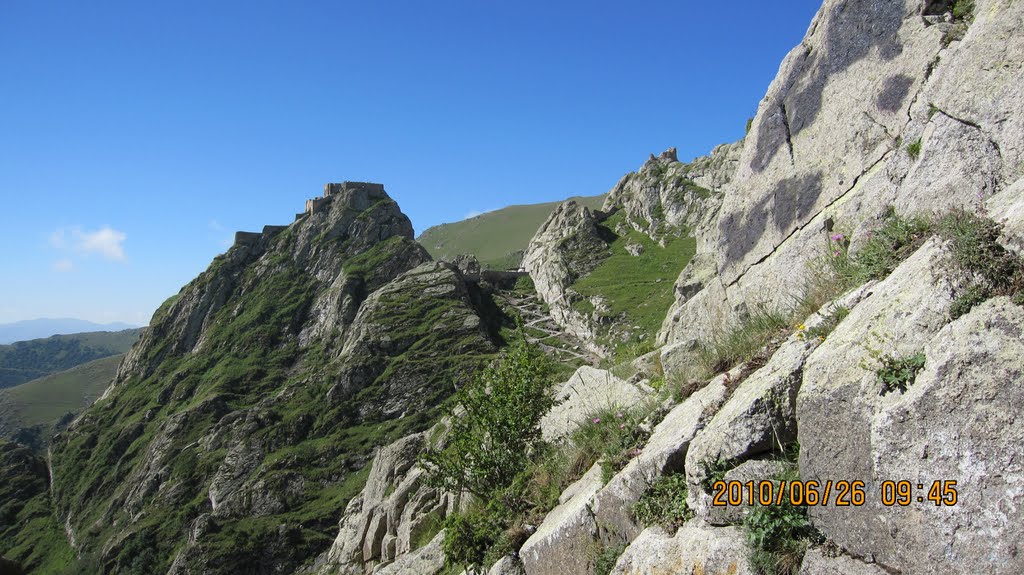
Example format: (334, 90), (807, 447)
(0, 1), (821, 326)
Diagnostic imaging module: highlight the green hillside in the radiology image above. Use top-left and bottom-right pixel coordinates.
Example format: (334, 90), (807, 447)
(0, 354), (124, 446)
(0, 329), (141, 389)
(417, 194), (606, 269)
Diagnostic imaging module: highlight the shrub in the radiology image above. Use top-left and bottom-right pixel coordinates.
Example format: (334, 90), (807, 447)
(949, 284), (990, 319)
(743, 465), (821, 575)
(952, 0), (975, 21)
(700, 458), (735, 493)
(594, 542), (628, 575)
(815, 209), (931, 293)
(936, 210), (1024, 316)
(441, 506), (504, 572)
(906, 137), (922, 160)
(420, 336), (555, 500)
(877, 352), (926, 396)
(632, 472), (692, 529)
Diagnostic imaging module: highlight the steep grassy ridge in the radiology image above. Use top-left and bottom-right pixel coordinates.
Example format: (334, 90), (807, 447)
(418, 195), (606, 269)
(42, 186), (501, 574)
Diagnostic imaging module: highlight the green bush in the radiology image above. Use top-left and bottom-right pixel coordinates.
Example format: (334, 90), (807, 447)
(936, 210), (1024, 316)
(441, 506), (504, 572)
(877, 352), (926, 395)
(420, 336), (555, 500)
(952, 0), (975, 21)
(695, 304), (790, 377)
(743, 466), (820, 575)
(594, 542), (628, 575)
(632, 472), (692, 529)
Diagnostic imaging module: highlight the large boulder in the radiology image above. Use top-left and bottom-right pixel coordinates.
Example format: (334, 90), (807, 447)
(800, 280), (1024, 572)
(540, 366), (649, 442)
(519, 464), (604, 575)
(609, 524), (753, 575)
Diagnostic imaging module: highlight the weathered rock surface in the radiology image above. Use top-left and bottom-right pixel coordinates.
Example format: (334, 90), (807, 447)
(798, 547), (890, 575)
(522, 201), (610, 352)
(372, 532), (445, 575)
(610, 524), (753, 575)
(540, 366), (649, 442)
(800, 296), (1024, 574)
(601, 147), (731, 247)
(519, 463), (604, 575)
(320, 431), (457, 574)
(661, 0), (1024, 345)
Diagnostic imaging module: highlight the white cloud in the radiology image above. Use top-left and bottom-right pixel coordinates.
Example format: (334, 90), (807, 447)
(75, 226), (127, 260)
(53, 258), (74, 272)
(50, 225), (128, 262)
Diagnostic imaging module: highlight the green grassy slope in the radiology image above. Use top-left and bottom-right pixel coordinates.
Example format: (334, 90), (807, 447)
(417, 194), (606, 269)
(0, 329), (141, 389)
(570, 212), (696, 357)
(0, 354), (123, 438)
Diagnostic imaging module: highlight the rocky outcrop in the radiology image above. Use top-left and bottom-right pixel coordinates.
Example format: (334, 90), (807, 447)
(800, 294), (1024, 573)
(518, 464), (604, 575)
(610, 524), (753, 575)
(524, 144), (738, 355)
(662, 0), (1024, 346)
(522, 201), (610, 351)
(321, 432), (456, 575)
(539, 366), (649, 442)
(601, 146), (733, 247)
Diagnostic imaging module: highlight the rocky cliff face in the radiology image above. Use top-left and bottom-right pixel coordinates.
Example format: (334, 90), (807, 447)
(5, 1), (1023, 574)
(523, 147), (731, 356)
(45, 183), (501, 574)
(493, 0), (1024, 574)
(661, 0), (1023, 346)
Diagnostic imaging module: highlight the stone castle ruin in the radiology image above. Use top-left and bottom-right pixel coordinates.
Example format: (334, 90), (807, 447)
(234, 181), (386, 247)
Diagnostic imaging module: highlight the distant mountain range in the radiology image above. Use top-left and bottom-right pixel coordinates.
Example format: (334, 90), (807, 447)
(0, 318), (141, 345)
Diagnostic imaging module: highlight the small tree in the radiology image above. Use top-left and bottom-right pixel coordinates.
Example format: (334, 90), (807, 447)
(420, 335), (555, 501)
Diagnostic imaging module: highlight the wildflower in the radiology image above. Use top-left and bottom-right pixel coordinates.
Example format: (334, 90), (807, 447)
(833, 250), (841, 256)
(797, 324), (806, 331)
(592, 417), (601, 424)
(615, 412), (624, 419)
(830, 233), (845, 242)
(619, 423), (626, 430)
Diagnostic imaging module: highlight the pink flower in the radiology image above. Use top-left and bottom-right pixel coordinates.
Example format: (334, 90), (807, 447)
(830, 233), (845, 242)
(592, 417), (601, 424)
(619, 423), (626, 430)
(615, 412), (624, 419)
(833, 250), (841, 256)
